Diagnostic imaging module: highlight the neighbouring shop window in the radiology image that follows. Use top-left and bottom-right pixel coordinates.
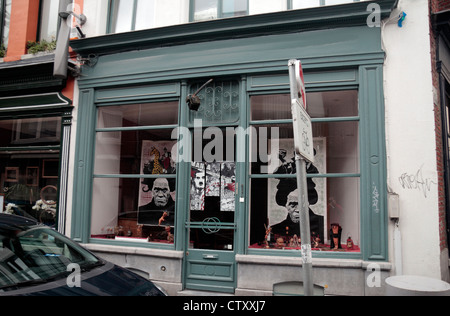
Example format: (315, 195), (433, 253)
(91, 101), (178, 245)
(192, 0), (248, 22)
(290, 0), (358, 10)
(0, 117), (61, 227)
(109, 0), (156, 33)
(249, 90), (361, 252)
(0, 0), (11, 49)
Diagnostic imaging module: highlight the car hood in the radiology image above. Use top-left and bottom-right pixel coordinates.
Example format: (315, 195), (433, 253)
(0, 261), (165, 296)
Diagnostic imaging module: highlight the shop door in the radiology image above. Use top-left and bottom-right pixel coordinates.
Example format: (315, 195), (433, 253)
(184, 127), (242, 293)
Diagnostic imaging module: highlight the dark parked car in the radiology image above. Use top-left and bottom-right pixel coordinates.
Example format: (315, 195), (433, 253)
(0, 214), (167, 296)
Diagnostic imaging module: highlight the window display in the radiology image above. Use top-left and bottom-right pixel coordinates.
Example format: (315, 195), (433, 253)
(0, 117), (62, 227)
(249, 91), (361, 252)
(91, 101), (178, 245)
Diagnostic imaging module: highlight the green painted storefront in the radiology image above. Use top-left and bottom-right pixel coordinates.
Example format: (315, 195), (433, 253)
(70, 1), (397, 295)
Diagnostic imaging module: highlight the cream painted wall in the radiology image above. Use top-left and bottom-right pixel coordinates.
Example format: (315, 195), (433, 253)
(383, 0), (443, 279)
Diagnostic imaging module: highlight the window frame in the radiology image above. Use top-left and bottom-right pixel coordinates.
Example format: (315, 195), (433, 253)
(91, 100), (179, 249)
(246, 87), (362, 259)
(79, 83), (181, 249)
(37, 0), (59, 43)
(189, 0), (249, 22)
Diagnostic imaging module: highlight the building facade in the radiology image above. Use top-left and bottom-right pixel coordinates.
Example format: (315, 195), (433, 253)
(0, 0), (76, 233)
(1, 0), (449, 296)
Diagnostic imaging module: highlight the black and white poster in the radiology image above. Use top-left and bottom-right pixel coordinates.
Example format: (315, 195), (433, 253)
(268, 138), (327, 239)
(138, 140), (177, 226)
(190, 162), (236, 212)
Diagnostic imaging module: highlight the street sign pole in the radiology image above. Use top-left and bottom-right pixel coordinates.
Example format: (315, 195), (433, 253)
(288, 59), (314, 297)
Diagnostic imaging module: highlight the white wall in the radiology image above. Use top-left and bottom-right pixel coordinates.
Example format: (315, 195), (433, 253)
(383, 0), (443, 279)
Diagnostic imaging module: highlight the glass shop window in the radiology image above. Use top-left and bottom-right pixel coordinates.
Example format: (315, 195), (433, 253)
(109, 0), (156, 33)
(0, 117), (61, 227)
(249, 90), (361, 253)
(291, 0), (358, 10)
(91, 101), (179, 245)
(192, 0), (248, 22)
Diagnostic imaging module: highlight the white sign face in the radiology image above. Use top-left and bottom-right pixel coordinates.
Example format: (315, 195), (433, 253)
(292, 99), (314, 163)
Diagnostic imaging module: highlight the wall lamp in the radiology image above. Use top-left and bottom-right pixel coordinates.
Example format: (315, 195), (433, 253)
(186, 79), (214, 111)
(53, 11), (87, 79)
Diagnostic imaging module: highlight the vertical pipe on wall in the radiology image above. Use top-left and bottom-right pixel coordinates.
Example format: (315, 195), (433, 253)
(394, 219), (403, 275)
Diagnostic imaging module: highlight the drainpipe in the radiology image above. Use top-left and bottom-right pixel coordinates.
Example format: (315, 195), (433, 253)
(394, 219), (403, 276)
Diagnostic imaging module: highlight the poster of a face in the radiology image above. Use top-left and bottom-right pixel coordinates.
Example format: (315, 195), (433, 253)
(138, 140), (177, 226)
(268, 138), (327, 238)
(190, 162), (205, 211)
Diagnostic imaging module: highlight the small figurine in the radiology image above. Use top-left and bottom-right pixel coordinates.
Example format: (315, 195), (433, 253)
(289, 234), (300, 248)
(276, 237), (286, 249)
(330, 223), (342, 250)
(312, 232), (321, 248)
(166, 226), (174, 243)
(159, 211), (169, 226)
(264, 224), (272, 249)
(137, 224), (143, 237)
(346, 236), (354, 250)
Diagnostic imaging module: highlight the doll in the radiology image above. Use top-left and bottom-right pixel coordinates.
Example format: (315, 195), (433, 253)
(330, 223), (342, 250)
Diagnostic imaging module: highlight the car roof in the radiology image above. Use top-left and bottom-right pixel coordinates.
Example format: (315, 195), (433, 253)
(0, 214), (39, 232)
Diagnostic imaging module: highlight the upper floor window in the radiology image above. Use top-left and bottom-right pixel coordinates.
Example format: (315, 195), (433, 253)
(191, 0), (248, 22)
(0, 0), (11, 48)
(38, 0), (59, 42)
(290, 0), (360, 9)
(109, 0), (156, 33)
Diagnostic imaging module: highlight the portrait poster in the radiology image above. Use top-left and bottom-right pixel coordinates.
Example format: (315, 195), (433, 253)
(190, 162), (205, 211)
(138, 140), (177, 227)
(268, 138), (327, 238)
(190, 162), (236, 212)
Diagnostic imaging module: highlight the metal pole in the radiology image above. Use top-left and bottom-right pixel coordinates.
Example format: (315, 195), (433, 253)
(289, 59), (314, 296)
(296, 157), (314, 296)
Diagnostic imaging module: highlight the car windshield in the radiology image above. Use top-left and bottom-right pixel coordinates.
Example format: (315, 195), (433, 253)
(0, 224), (101, 291)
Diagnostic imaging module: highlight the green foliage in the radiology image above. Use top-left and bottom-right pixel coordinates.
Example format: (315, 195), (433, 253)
(0, 43), (5, 58)
(26, 39), (57, 55)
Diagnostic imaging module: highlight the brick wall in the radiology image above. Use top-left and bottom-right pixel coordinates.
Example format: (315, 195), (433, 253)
(430, 0), (450, 251)
(435, 0), (450, 11)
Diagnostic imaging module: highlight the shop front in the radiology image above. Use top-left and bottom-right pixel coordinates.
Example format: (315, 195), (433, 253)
(0, 55), (73, 233)
(70, 2), (396, 295)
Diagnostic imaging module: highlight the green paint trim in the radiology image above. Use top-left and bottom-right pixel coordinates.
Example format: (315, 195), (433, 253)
(72, 0), (397, 57)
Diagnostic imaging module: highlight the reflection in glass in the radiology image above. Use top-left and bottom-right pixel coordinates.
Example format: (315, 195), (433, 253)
(250, 90), (358, 121)
(189, 228), (234, 251)
(193, 0), (218, 21)
(97, 102), (179, 128)
(94, 129), (177, 175)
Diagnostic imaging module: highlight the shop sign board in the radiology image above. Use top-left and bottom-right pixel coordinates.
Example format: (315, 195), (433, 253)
(291, 99), (314, 163)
